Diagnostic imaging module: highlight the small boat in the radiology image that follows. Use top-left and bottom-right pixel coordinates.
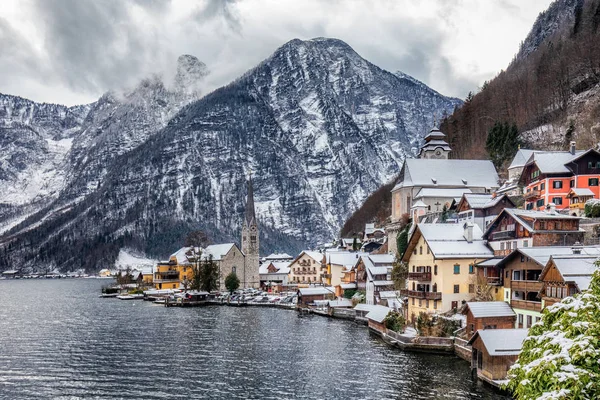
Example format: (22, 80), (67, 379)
(99, 293), (119, 298)
(117, 294), (135, 300)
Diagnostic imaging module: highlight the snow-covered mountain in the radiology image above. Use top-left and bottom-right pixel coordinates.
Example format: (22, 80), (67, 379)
(0, 38), (460, 271)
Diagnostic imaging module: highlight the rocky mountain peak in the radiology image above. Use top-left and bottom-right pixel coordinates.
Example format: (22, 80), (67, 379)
(174, 54), (209, 94)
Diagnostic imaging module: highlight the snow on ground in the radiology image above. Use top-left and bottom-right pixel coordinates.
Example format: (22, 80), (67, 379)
(115, 248), (158, 271)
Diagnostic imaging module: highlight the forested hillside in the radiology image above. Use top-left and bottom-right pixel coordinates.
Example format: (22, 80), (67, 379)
(441, 0), (600, 162)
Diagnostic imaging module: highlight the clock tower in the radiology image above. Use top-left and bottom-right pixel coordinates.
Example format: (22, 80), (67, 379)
(418, 128), (451, 159)
(241, 176), (260, 288)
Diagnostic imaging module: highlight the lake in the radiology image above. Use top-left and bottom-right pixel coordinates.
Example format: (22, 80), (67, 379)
(0, 279), (509, 399)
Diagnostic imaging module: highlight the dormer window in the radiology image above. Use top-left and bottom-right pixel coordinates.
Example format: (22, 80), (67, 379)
(461, 179), (467, 185)
(431, 178), (437, 184)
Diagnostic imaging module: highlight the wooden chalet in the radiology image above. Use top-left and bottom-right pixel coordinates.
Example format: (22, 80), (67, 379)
(455, 193), (515, 232)
(483, 208), (583, 257)
(463, 301), (516, 339)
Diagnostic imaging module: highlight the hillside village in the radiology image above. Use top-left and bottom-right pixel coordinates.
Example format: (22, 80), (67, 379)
(83, 126), (600, 390)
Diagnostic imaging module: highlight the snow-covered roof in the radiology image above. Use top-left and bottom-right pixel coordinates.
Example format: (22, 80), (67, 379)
(476, 258), (503, 267)
(373, 280), (394, 287)
(548, 255), (599, 291)
(298, 287), (335, 296)
(411, 200), (428, 208)
(203, 243), (236, 261)
(468, 329), (529, 356)
(484, 208), (581, 236)
(369, 254), (394, 264)
(170, 246), (202, 265)
(394, 159), (499, 190)
(524, 150), (585, 174)
(340, 283), (357, 289)
(414, 223), (493, 260)
(328, 251), (366, 266)
(259, 261), (291, 274)
(508, 149), (536, 169)
(500, 246), (600, 269)
(298, 251), (324, 264)
(328, 298), (353, 308)
(415, 188), (473, 199)
(264, 253), (293, 260)
(365, 305), (392, 323)
(378, 291), (398, 299)
(568, 188), (595, 197)
(465, 302), (516, 318)
(364, 223), (384, 235)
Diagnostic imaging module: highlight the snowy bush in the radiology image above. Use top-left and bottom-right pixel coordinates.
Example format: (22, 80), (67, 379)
(584, 199), (600, 217)
(505, 268), (600, 399)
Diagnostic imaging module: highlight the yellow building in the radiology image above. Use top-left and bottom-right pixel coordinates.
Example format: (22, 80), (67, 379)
(325, 251), (366, 287)
(288, 251), (325, 287)
(402, 223), (494, 323)
(153, 247), (200, 289)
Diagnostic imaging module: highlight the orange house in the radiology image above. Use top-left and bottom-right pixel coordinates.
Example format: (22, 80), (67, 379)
(520, 146), (600, 213)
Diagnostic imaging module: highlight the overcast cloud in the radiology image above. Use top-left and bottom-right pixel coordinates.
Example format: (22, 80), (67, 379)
(1, 0), (552, 106)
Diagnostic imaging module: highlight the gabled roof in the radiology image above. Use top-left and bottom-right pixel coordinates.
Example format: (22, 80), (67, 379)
(497, 246), (600, 269)
(365, 305), (392, 323)
(291, 251), (324, 266)
(203, 243), (236, 261)
(393, 159), (499, 191)
(170, 246), (202, 265)
(259, 261), (291, 274)
(483, 208), (581, 237)
(468, 329), (529, 356)
(523, 149), (586, 175)
(265, 253), (293, 260)
(328, 298), (353, 308)
(509, 149), (537, 169)
(567, 188), (595, 197)
(298, 287), (335, 296)
(540, 254), (599, 292)
(328, 251), (367, 266)
(457, 193), (515, 211)
(464, 302), (516, 318)
(403, 223), (493, 261)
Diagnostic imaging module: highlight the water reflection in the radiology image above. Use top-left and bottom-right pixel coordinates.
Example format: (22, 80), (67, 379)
(0, 280), (509, 399)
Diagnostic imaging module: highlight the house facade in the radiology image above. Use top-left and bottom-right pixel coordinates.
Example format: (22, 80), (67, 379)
(483, 208), (583, 257)
(455, 193), (515, 232)
(469, 329), (528, 383)
(402, 223), (493, 322)
(520, 146), (600, 213)
(463, 301), (516, 339)
(288, 251), (326, 286)
(259, 261), (291, 292)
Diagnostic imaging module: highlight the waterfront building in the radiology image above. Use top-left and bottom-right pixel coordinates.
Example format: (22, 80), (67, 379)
(387, 128), (499, 254)
(154, 261), (181, 290)
(203, 243), (245, 291)
(539, 250), (600, 308)
(288, 251), (326, 286)
(297, 286), (335, 307)
(468, 329), (528, 384)
(365, 305), (392, 335)
(325, 251), (366, 287)
(259, 260), (291, 292)
(497, 148), (538, 196)
(359, 254), (394, 305)
(483, 207), (583, 257)
(402, 223), (493, 322)
(454, 193), (515, 232)
(519, 144), (600, 212)
(241, 177), (260, 288)
(463, 301), (516, 339)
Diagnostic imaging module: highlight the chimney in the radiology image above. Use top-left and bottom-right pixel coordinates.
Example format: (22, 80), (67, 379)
(572, 241), (583, 254)
(463, 222), (474, 243)
(547, 202), (557, 215)
(570, 141), (576, 155)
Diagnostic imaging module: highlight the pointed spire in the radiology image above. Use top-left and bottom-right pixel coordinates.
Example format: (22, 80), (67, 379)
(244, 174), (256, 227)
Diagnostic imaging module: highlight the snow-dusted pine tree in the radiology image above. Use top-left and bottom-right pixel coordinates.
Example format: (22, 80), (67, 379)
(506, 267), (600, 400)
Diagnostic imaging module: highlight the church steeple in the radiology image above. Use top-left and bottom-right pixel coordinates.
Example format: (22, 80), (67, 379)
(418, 127), (451, 159)
(244, 176), (256, 227)
(241, 174), (259, 288)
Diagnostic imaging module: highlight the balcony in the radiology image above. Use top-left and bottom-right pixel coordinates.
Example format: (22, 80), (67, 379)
(406, 290), (442, 300)
(408, 272), (431, 281)
(570, 203), (585, 210)
(523, 190), (541, 200)
(510, 299), (542, 312)
(321, 273), (331, 279)
(491, 230), (516, 240)
(511, 280), (543, 293)
(486, 276), (503, 286)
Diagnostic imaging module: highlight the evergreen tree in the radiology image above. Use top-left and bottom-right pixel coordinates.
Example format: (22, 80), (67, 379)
(396, 227), (409, 258)
(352, 237), (359, 251)
(199, 255), (220, 292)
(224, 272), (240, 294)
(506, 267), (600, 399)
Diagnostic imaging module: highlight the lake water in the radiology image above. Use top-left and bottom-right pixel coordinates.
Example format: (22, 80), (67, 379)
(0, 279), (509, 399)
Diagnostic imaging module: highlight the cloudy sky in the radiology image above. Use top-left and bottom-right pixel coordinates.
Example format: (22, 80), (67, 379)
(1, 0), (552, 106)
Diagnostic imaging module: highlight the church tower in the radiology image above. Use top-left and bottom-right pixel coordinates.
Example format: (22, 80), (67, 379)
(418, 128), (451, 159)
(241, 176), (260, 288)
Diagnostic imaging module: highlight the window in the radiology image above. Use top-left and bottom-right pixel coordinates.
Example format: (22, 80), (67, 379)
(412, 282), (415, 290)
(412, 298), (415, 305)
(518, 314), (524, 326)
(536, 199), (545, 207)
(527, 315), (532, 327)
(539, 221), (546, 230)
(500, 242), (505, 250)
(520, 255), (525, 262)
(588, 161), (593, 168)
(427, 247), (430, 255)
(540, 183), (545, 190)
(434, 265), (438, 275)
(535, 317), (541, 323)
(453, 285), (460, 294)
(553, 180), (563, 189)
(433, 300), (437, 309)
(570, 180), (575, 188)
(533, 185), (538, 191)
(454, 264), (460, 274)
(507, 241), (511, 250)
(469, 284), (475, 293)
(412, 265), (415, 272)
(552, 197), (563, 205)
(425, 300), (429, 308)
(505, 291), (509, 299)
(418, 299), (422, 307)
(597, 162), (600, 169)
(433, 283), (437, 292)
(419, 246), (423, 255)
(232, 266), (236, 274)
(469, 264), (474, 274)
(513, 241), (518, 250)
(505, 270), (509, 278)
(413, 248), (417, 255)
(523, 240), (529, 247)
(555, 222), (562, 230)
